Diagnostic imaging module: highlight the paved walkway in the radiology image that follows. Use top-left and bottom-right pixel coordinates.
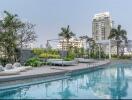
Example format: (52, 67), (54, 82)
(0, 60), (110, 83)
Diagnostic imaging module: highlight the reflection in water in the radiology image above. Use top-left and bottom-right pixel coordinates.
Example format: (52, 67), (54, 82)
(45, 82), (51, 97)
(1, 62), (132, 99)
(109, 66), (128, 99)
(0, 86), (31, 99)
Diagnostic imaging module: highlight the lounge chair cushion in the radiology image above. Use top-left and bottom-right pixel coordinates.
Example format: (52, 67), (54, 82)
(0, 65), (4, 72)
(13, 62), (21, 67)
(21, 66), (32, 70)
(0, 69), (20, 76)
(48, 60), (77, 66)
(13, 62), (32, 71)
(5, 64), (13, 70)
(14, 67), (27, 72)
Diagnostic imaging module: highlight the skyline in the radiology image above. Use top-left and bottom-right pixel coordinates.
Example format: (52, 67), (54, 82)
(0, 0), (132, 47)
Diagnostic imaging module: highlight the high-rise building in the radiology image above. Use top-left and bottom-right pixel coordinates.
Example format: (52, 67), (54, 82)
(92, 12), (117, 55)
(92, 12), (113, 41)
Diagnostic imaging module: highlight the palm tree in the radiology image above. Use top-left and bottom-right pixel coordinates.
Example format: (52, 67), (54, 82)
(59, 25), (75, 51)
(108, 25), (127, 57)
(86, 37), (95, 58)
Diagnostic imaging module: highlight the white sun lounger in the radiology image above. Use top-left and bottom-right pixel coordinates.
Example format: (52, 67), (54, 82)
(0, 69), (20, 76)
(0, 65), (20, 76)
(76, 58), (95, 63)
(47, 59), (77, 66)
(12, 62), (32, 72)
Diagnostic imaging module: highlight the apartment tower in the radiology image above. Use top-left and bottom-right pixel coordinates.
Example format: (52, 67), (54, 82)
(92, 12), (113, 41)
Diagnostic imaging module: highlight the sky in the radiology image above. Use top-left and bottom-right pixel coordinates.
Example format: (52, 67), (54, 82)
(0, 0), (132, 48)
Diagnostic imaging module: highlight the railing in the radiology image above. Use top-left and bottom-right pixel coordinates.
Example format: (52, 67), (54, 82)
(87, 60), (110, 68)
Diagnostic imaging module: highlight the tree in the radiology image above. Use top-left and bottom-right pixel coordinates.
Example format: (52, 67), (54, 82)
(59, 25), (75, 51)
(108, 25), (127, 57)
(79, 35), (94, 58)
(0, 11), (37, 63)
(0, 11), (23, 63)
(17, 22), (37, 61)
(90, 40), (98, 58)
(17, 22), (37, 48)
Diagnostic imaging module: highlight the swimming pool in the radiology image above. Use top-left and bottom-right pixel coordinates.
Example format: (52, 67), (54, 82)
(0, 61), (132, 99)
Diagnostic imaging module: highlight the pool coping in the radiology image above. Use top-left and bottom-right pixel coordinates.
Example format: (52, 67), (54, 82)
(0, 60), (110, 84)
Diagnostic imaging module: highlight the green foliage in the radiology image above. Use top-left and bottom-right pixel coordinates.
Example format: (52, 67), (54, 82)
(25, 57), (43, 67)
(64, 51), (75, 61)
(32, 48), (44, 55)
(58, 25), (75, 51)
(32, 48), (60, 59)
(112, 54), (132, 59)
(59, 25), (75, 40)
(119, 55), (131, 59)
(80, 48), (85, 56)
(64, 57), (73, 61)
(42, 62), (51, 65)
(112, 54), (118, 58)
(90, 52), (97, 59)
(75, 48), (85, 58)
(108, 25), (127, 56)
(0, 11), (36, 63)
(0, 58), (9, 66)
(39, 53), (60, 59)
(100, 50), (106, 58)
(0, 11), (23, 63)
(46, 49), (59, 55)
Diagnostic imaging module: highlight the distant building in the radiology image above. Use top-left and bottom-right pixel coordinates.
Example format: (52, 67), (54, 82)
(57, 37), (84, 50)
(92, 12), (117, 55)
(22, 42), (36, 49)
(125, 40), (132, 55)
(92, 12), (113, 41)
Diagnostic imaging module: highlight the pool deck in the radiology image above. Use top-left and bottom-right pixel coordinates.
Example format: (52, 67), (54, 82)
(0, 60), (110, 83)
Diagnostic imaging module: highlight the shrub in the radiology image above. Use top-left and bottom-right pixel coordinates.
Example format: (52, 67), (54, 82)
(64, 51), (75, 61)
(119, 55), (132, 59)
(0, 58), (9, 66)
(32, 48), (44, 55)
(39, 53), (60, 59)
(25, 57), (43, 67)
(112, 54), (118, 58)
(112, 54), (132, 59)
(32, 48), (60, 59)
(64, 57), (73, 61)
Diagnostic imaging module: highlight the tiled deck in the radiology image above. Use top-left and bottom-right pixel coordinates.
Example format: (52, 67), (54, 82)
(0, 60), (110, 83)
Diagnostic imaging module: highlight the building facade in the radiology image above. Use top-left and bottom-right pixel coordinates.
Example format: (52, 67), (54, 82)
(21, 42), (36, 49)
(57, 37), (84, 50)
(92, 12), (118, 55)
(92, 12), (113, 41)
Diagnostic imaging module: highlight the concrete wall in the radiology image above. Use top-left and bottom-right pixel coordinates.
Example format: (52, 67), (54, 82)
(20, 49), (35, 65)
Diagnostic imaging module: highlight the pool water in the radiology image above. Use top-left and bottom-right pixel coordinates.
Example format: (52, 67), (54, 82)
(1, 61), (132, 99)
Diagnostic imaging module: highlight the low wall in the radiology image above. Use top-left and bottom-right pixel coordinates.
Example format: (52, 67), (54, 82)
(20, 49), (35, 65)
